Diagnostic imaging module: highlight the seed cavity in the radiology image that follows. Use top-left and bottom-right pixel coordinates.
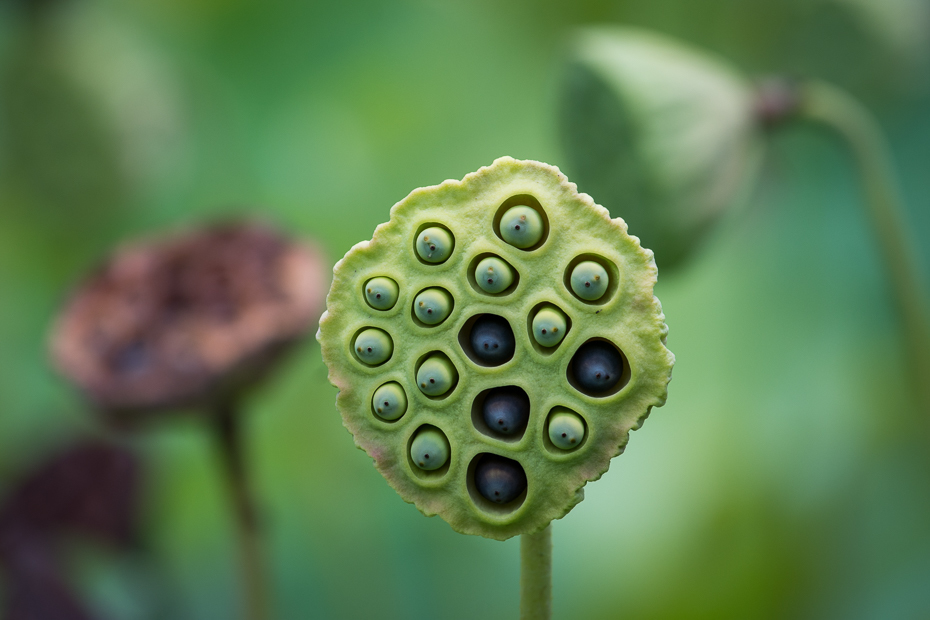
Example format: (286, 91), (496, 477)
(548, 409), (586, 451)
(499, 205), (544, 249)
(363, 277), (399, 310)
(372, 382), (407, 421)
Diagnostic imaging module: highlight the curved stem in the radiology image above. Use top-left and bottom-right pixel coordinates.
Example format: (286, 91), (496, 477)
(797, 80), (930, 415)
(520, 525), (552, 620)
(214, 402), (270, 620)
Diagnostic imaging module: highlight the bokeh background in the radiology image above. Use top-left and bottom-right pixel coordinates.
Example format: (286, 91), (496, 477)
(1, 0), (929, 618)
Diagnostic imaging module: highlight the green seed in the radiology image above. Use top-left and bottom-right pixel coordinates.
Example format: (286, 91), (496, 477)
(353, 328), (393, 366)
(548, 410), (586, 450)
(372, 382), (407, 421)
(500, 205), (544, 249)
(532, 307), (568, 348)
(410, 427), (450, 471)
(364, 277), (399, 310)
(570, 260), (609, 301)
(413, 288), (453, 325)
(416, 227), (454, 263)
(416, 354), (458, 396)
(475, 256), (514, 294)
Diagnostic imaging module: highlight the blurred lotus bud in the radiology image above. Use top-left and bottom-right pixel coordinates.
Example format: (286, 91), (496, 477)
(50, 221), (329, 419)
(559, 27), (764, 270)
(0, 440), (142, 620)
(0, 442), (139, 547)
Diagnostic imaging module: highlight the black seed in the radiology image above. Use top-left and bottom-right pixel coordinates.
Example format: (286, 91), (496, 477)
(475, 455), (526, 504)
(571, 341), (623, 394)
(481, 387), (529, 437)
(469, 315), (515, 365)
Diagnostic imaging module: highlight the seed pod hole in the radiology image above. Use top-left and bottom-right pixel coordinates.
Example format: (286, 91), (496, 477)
(371, 381), (408, 422)
(351, 327), (394, 367)
(562, 254), (619, 305)
(526, 302), (572, 355)
(414, 351), (459, 399)
(411, 287), (454, 327)
(407, 425), (451, 481)
(471, 386), (530, 442)
(413, 223), (455, 265)
(466, 253), (519, 297)
(566, 338), (630, 397)
(363, 276), (399, 311)
(467, 453), (528, 514)
(458, 314), (515, 367)
(543, 407), (588, 454)
(492, 194), (550, 251)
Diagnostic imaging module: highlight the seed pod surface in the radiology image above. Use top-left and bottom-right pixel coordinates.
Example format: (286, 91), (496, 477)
(318, 157), (674, 540)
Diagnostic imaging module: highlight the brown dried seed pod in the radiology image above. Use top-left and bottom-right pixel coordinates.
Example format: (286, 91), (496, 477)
(49, 221), (329, 417)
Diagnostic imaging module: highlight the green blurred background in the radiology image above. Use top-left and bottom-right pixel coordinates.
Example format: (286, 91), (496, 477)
(1, 0), (929, 618)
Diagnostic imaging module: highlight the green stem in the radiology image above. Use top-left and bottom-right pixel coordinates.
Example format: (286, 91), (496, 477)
(214, 402), (271, 620)
(520, 525), (552, 620)
(797, 80), (930, 416)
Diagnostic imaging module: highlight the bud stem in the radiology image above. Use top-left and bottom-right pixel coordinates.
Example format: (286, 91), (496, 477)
(214, 402), (270, 620)
(520, 524), (552, 620)
(797, 80), (930, 417)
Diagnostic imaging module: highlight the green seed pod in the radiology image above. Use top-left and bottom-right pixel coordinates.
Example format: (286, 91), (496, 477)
(569, 261), (609, 301)
(353, 328), (393, 366)
(318, 157), (674, 540)
(475, 256), (515, 294)
(372, 382), (407, 421)
(414, 288), (453, 325)
(364, 277), (399, 310)
(532, 307), (568, 348)
(548, 410), (586, 450)
(416, 354), (458, 397)
(416, 226), (454, 264)
(559, 27), (763, 270)
(500, 206), (545, 249)
(410, 427), (450, 471)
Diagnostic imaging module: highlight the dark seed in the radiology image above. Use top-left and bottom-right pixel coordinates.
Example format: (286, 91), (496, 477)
(481, 387), (529, 437)
(571, 341), (623, 394)
(475, 455), (526, 504)
(469, 315), (515, 365)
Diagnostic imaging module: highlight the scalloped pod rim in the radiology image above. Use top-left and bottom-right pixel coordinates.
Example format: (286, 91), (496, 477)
(317, 157), (674, 540)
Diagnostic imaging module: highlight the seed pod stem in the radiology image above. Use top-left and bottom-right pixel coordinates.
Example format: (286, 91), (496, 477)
(797, 79), (930, 418)
(214, 401), (270, 620)
(520, 525), (552, 620)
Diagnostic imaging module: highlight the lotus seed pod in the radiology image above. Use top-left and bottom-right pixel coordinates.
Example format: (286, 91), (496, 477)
(560, 27), (763, 270)
(500, 206), (545, 249)
(548, 410), (586, 450)
(532, 307), (568, 348)
(410, 428), (450, 471)
(416, 226), (454, 263)
(354, 328), (393, 366)
(469, 315), (515, 365)
(570, 260), (609, 301)
(475, 455), (527, 504)
(475, 256), (514, 294)
(416, 354), (458, 397)
(482, 387), (530, 437)
(364, 277), (399, 310)
(571, 341), (623, 394)
(372, 382), (407, 421)
(318, 157), (674, 540)
(414, 288), (453, 325)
